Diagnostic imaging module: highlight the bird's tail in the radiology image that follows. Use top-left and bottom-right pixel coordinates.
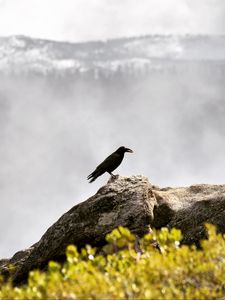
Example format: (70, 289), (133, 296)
(87, 169), (103, 183)
(88, 176), (97, 183)
(87, 172), (96, 183)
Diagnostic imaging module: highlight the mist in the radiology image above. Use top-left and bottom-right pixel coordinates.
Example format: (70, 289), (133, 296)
(0, 37), (225, 258)
(1, 0), (225, 40)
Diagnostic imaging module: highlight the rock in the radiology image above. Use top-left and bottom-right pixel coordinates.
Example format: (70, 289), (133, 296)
(9, 175), (156, 285)
(155, 184), (225, 246)
(1, 176), (225, 285)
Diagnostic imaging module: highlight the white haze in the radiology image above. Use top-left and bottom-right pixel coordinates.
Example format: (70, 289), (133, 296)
(0, 0), (225, 41)
(0, 0), (224, 262)
(0, 53), (225, 257)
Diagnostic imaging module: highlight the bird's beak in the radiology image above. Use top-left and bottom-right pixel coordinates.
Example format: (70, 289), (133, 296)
(126, 148), (133, 153)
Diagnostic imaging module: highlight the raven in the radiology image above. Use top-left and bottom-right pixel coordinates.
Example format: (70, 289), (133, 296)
(87, 146), (133, 183)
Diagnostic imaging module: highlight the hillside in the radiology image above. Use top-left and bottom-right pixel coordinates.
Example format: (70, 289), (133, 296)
(0, 34), (225, 77)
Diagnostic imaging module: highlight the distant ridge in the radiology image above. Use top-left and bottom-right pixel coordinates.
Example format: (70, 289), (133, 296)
(0, 34), (225, 75)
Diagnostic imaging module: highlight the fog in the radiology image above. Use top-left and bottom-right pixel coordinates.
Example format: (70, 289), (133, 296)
(1, 0), (225, 40)
(0, 53), (225, 257)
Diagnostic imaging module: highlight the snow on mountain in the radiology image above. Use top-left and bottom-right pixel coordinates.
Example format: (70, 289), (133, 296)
(0, 35), (225, 75)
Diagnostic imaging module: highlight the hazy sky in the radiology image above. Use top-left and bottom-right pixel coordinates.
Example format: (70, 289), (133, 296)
(0, 0), (225, 41)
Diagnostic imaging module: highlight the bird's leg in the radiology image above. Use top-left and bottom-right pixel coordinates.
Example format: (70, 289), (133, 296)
(109, 172), (117, 178)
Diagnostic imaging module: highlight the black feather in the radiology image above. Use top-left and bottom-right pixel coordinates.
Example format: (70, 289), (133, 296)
(87, 146), (133, 183)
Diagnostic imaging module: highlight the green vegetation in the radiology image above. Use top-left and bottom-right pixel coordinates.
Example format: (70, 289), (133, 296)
(1, 224), (225, 299)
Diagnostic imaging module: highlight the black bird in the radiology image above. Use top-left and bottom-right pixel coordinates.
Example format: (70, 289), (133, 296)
(87, 146), (133, 183)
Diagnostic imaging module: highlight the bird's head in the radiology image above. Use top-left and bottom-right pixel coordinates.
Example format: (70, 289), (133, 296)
(116, 146), (133, 154)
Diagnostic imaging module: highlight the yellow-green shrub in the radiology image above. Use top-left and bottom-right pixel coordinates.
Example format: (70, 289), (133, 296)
(1, 224), (225, 299)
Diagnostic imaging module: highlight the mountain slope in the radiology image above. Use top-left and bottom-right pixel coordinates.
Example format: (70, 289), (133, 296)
(0, 35), (225, 75)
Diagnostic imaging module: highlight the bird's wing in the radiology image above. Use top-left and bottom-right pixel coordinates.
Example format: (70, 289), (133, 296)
(87, 151), (124, 182)
(95, 152), (121, 172)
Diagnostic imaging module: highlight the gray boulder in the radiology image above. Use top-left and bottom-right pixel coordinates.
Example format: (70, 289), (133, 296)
(1, 175), (225, 285)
